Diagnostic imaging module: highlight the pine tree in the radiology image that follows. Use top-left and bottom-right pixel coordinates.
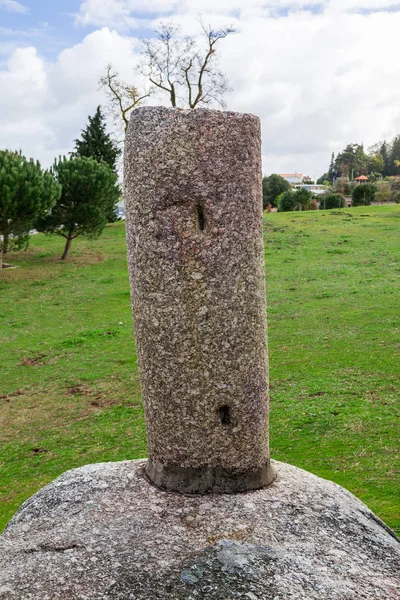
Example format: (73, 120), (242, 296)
(37, 156), (121, 260)
(74, 107), (122, 221)
(380, 141), (390, 177)
(328, 152), (336, 183)
(0, 151), (61, 272)
(335, 144), (368, 179)
(389, 135), (400, 176)
(354, 143), (368, 176)
(74, 106), (121, 173)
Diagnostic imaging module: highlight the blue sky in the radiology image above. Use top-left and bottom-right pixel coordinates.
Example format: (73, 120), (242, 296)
(1, 0), (91, 60)
(1, 0), (400, 176)
(1, 0), (80, 28)
(0, 0), (171, 62)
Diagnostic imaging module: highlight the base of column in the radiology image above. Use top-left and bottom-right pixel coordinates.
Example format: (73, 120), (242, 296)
(145, 458), (276, 494)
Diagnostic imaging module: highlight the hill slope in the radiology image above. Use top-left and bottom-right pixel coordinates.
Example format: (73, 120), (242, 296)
(0, 206), (399, 533)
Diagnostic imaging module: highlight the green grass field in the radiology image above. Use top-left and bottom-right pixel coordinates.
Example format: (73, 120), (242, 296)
(0, 206), (399, 534)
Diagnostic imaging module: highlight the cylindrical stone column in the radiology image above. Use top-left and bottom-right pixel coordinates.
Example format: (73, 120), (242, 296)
(124, 106), (275, 494)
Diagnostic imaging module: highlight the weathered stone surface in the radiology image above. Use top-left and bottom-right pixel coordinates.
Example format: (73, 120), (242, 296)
(124, 107), (274, 493)
(0, 459), (399, 599)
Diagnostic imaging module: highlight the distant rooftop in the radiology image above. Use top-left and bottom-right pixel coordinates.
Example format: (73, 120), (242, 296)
(279, 173), (312, 184)
(279, 173), (303, 178)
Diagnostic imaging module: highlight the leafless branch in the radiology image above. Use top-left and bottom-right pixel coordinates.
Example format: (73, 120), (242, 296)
(99, 64), (151, 133)
(140, 20), (235, 109)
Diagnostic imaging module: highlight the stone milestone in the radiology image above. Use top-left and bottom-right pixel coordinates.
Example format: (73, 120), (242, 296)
(124, 106), (275, 493)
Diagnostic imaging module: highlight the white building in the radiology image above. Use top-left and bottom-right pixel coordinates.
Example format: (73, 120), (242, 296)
(279, 172), (305, 185)
(295, 184), (327, 196)
(279, 173), (309, 185)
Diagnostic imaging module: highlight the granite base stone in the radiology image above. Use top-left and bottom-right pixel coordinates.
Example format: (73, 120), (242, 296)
(0, 459), (399, 600)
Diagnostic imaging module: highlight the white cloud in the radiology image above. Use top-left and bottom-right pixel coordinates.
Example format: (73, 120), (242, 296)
(326, 0), (400, 12)
(0, 0), (29, 13)
(0, 47), (47, 116)
(74, 0), (324, 29)
(0, 47), (56, 162)
(220, 9), (400, 174)
(73, 0), (400, 31)
(0, 29), (141, 165)
(2, 4), (400, 176)
(74, 0), (139, 29)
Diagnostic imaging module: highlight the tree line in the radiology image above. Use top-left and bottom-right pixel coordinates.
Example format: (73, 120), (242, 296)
(262, 174), (317, 211)
(318, 136), (400, 184)
(261, 173), (397, 212)
(0, 107), (120, 272)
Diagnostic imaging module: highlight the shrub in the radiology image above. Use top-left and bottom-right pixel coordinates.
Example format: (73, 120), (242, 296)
(334, 177), (352, 195)
(262, 174), (291, 209)
(352, 183), (376, 206)
(295, 187), (313, 210)
(320, 194), (345, 210)
(390, 178), (400, 192)
(392, 191), (400, 204)
(375, 183), (391, 203)
(277, 188), (313, 212)
(277, 190), (297, 212)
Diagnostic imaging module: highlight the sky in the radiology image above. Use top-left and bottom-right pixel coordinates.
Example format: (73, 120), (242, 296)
(1, 0), (400, 178)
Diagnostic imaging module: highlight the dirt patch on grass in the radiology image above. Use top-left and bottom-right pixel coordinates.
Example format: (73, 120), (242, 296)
(18, 353), (65, 367)
(0, 384), (139, 445)
(66, 384), (93, 397)
(31, 447), (49, 455)
(71, 250), (105, 265)
(65, 380), (133, 409)
(345, 420), (367, 434)
(39, 249), (105, 266)
(19, 354), (46, 366)
(1, 248), (106, 284)
(0, 389), (24, 402)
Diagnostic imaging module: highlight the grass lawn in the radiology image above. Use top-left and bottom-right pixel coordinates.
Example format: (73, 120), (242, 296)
(0, 205), (399, 534)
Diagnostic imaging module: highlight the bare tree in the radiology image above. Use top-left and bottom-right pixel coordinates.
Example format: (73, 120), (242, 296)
(99, 20), (234, 136)
(141, 21), (235, 109)
(99, 64), (152, 133)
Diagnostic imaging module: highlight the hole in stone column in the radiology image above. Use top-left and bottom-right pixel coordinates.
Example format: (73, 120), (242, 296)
(196, 204), (206, 232)
(219, 405), (231, 426)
